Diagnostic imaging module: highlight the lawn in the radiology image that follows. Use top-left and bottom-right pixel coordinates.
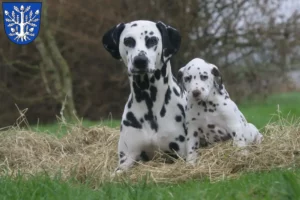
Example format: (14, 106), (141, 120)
(1, 170), (300, 200)
(1, 92), (300, 200)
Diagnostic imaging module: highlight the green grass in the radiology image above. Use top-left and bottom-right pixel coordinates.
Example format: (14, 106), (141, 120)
(1, 170), (300, 200)
(2, 92), (300, 199)
(239, 92), (300, 129)
(32, 119), (121, 138)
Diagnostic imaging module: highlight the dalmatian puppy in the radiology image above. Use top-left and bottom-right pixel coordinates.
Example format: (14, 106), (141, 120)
(177, 58), (263, 165)
(102, 20), (187, 173)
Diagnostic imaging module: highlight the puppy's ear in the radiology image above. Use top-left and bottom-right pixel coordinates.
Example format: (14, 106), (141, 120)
(211, 67), (223, 92)
(177, 68), (185, 96)
(102, 23), (125, 60)
(156, 21), (181, 60)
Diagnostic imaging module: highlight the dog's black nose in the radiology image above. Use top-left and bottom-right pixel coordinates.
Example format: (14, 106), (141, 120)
(133, 55), (148, 69)
(192, 90), (201, 98)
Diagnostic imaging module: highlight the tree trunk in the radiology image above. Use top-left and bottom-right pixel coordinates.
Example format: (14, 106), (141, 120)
(34, 0), (77, 122)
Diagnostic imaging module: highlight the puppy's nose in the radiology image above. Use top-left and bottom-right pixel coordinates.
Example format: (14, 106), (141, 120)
(133, 55), (148, 69)
(192, 90), (201, 98)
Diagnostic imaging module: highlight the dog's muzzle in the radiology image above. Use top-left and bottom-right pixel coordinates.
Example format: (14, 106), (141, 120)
(131, 54), (151, 74)
(192, 89), (201, 98)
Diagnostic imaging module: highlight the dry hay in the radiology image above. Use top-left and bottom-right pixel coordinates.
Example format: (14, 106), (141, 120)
(0, 115), (300, 185)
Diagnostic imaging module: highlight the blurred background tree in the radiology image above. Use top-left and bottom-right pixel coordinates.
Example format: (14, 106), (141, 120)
(0, 0), (299, 126)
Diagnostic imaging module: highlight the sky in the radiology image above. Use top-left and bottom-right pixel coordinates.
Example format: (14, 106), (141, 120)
(278, 0), (300, 19)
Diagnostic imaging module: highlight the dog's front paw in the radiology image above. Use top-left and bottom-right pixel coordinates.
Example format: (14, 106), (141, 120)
(186, 157), (197, 167)
(239, 149), (249, 156)
(110, 167), (125, 178)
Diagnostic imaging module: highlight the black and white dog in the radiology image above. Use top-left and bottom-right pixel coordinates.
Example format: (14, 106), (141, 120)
(177, 58), (263, 165)
(102, 20), (187, 173)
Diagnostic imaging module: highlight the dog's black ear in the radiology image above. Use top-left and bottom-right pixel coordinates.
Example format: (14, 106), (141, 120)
(177, 68), (185, 96)
(211, 67), (223, 92)
(156, 21), (181, 60)
(102, 23), (125, 60)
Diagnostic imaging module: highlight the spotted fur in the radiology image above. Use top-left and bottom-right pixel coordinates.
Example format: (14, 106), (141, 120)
(177, 58), (263, 165)
(103, 20), (187, 173)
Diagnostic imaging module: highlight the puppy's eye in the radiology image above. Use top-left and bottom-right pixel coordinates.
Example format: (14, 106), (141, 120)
(124, 37), (136, 48)
(184, 76), (192, 82)
(146, 36), (158, 48)
(200, 75), (208, 81)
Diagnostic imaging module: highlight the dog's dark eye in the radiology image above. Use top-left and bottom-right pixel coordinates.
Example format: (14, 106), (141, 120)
(184, 76), (192, 82)
(124, 37), (136, 48)
(146, 36), (158, 48)
(200, 75), (208, 81)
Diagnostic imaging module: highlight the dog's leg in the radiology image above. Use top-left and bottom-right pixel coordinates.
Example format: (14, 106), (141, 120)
(186, 127), (199, 166)
(113, 128), (148, 175)
(114, 152), (139, 174)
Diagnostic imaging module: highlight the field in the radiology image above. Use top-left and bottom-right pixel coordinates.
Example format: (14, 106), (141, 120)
(1, 92), (300, 199)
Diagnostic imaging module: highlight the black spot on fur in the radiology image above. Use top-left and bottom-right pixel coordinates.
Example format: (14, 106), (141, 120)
(120, 125), (123, 132)
(198, 127), (203, 133)
(199, 137), (208, 147)
(208, 124), (215, 129)
(140, 118), (144, 123)
(128, 95), (133, 109)
(144, 112), (158, 132)
(123, 112), (142, 129)
(150, 31), (154, 35)
(131, 23), (137, 27)
(146, 36), (159, 49)
(161, 63), (167, 77)
(183, 123), (188, 135)
(119, 151), (125, 158)
(150, 76), (155, 83)
(192, 118), (196, 121)
(164, 86), (171, 104)
(209, 109), (214, 112)
(169, 142), (180, 151)
(150, 86), (157, 101)
(214, 136), (220, 142)
(140, 151), (150, 161)
(164, 76), (168, 84)
(177, 104), (185, 118)
(160, 105), (166, 117)
(175, 115), (182, 122)
(232, 132), (236, 136)
(154, 70), (161, 80)
(194, 131), (198, 137)
(120, 159), (126, 164)
(124, 37), (136, 48)
(218, 130), (224, 135)
(221, 134), (232, 141)
(179, 135), (185, 142)
(173, 87), (180, 97)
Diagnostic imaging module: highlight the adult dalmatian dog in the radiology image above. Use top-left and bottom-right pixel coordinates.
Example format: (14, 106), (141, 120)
(102, 20), (187, 173)
(177, 58), (263, 165)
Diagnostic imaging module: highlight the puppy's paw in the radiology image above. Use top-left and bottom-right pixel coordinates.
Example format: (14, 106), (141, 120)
(110, 167), (125, 178)
(239, 149), (249, 156)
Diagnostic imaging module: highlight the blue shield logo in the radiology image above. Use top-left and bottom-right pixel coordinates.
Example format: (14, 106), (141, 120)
(2, 2), (42, 45)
